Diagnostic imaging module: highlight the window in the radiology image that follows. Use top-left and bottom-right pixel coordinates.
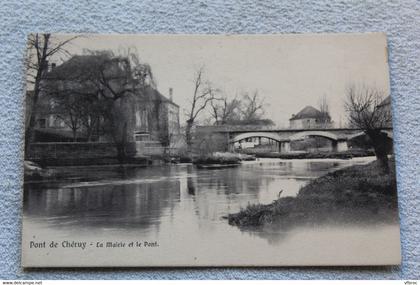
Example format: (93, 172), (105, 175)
(136, 109), (149, 130)
(135, 110), (141, 127)
(53, 116), (65, 128)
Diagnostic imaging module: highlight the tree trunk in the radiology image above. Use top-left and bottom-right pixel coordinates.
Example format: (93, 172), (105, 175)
(72, 129), (77, 142)
(86, 123), (94, 142)
(116, 122), (128, 164)
(24, 83), (41, 158)
(185, 120), (193, 151)
(25, 34), (49, 159)
(368, 130), (390, 173)
(86, 129), (92, 142)
(86, 117), (99, 142)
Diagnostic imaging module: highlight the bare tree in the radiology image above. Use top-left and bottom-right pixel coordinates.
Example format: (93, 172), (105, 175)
(185, 66), (219, 150)
(345, 84), (392, 172)
(240, 90), (265, 122)
(49, 90), (84, 141)
(209, 94), (241, 125)
(317, 94), (332, 128)
(208, 90), (273, 126)
(25, 34), (78, 155)
(44, 55), (104, 142)
(79, 95), (103, 142)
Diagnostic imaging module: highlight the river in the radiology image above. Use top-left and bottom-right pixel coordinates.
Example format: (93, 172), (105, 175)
(22, 157), (400, 267)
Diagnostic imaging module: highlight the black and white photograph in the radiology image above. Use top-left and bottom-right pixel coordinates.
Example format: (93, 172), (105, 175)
(22, 33), (400, 267)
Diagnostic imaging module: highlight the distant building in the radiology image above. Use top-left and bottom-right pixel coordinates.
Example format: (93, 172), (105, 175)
(289, 106), (332, 129)
(27, 56), (180, 146)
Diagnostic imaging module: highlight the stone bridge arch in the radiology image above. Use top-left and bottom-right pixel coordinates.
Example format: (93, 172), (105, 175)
(347, 130), (393, 140)
(288, 130), (350, 152)
(230, 132), (287, 143)
(230, 132), (290, 153)
(288, 130), (339, 141)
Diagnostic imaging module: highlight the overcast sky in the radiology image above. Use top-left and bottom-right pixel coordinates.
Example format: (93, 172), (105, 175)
(46, 33), (390, 127)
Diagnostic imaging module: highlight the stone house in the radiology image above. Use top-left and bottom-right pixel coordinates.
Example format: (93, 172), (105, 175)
(26, 56), (180, 147)
(133, 86), (180, 146)
(289, 105), (332, 129)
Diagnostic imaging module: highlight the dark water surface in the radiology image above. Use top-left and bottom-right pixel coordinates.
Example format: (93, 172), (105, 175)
(22, 157), (400, 267)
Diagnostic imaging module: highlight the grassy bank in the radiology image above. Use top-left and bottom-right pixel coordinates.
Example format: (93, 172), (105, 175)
(227, 158), (398, 228)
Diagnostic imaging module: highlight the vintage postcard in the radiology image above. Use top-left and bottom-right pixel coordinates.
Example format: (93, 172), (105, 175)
(22, 33), (400, 267)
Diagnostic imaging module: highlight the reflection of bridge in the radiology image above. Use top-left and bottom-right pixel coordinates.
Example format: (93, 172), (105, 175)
(196, 126), (393, 153)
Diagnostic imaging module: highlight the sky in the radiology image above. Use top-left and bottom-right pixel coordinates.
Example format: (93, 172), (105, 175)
(45, 33), (390, 127)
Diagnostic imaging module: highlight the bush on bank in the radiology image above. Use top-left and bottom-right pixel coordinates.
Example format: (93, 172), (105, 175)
(194, 152), (255, 165)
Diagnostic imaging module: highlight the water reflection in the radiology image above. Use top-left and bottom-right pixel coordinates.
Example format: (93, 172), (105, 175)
(23, 157), (401, 266)
(24, 179), (181, 230)
(24, 157), (377, 233)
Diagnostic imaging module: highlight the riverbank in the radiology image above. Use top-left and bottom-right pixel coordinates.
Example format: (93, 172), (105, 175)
(24, 156), (152, 181)
(247, 149), (375, 160)
(194, 152), (255, 165)
(30, 156), (151, 168)
(227, 157), (398, 228)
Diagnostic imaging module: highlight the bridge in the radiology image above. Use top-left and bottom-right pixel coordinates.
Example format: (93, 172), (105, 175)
(195, 126), (393, 153)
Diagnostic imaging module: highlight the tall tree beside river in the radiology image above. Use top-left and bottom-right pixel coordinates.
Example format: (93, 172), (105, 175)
(345, 84), (393, 172)
(25, 33), (78, 156)
(185, 66), (219, 151)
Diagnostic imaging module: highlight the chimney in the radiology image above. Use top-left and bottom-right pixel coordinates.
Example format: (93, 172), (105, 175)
(169, 88), (173, 102)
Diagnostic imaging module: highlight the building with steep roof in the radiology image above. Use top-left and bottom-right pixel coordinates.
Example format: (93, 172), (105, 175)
(133, 86), (180, 146)
(289, 105), (332, 129)
(27, 56), (180, 147)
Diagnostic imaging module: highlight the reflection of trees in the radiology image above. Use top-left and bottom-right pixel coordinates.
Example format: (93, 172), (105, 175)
(183, 160), (347, 223)
(187, 177), (196, 196)
(186, 167), (269, 223)
(24, 178), (180, 230)
(229, 159), (399, 245)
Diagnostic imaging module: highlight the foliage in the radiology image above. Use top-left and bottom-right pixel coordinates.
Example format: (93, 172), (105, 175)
(195, 152), (242, 165)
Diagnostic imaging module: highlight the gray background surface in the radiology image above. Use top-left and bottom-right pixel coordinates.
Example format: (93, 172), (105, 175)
(0, 0), (418, 279)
